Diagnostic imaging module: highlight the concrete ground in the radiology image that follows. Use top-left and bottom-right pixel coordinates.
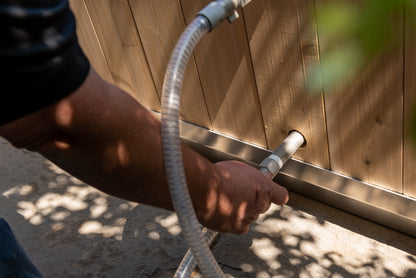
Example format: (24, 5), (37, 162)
(1, 136), (416, 278)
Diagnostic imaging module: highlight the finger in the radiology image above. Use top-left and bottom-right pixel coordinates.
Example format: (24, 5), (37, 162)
(270, 183), (289, 205)
(235, 225), (250, 235)
(243, 214), (259, 225)
(259, 200), (272, 214)
(260, 170), (289, 206)
(261, 171), (273, 180)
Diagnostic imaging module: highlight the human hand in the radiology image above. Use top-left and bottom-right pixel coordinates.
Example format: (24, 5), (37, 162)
(194, 160), (289, 234)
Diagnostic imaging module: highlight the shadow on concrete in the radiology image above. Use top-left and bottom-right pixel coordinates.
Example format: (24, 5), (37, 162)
(1, 138), (416, 277)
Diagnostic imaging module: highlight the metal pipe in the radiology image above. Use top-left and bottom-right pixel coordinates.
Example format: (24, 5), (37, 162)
(176, 118), (416, 239)
(258, 131), (305, 178)
(174, 131), (305, 277)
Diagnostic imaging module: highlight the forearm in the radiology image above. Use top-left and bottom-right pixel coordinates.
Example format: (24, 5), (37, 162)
(0, 67), (288, 234)
(0, 68), (217, 211)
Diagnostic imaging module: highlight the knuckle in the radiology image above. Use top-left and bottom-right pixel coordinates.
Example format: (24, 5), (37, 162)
(235, 226), (249, 235)
(264, 185), (273, 200)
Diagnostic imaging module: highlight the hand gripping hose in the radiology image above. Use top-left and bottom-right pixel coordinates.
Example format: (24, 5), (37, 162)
(174, 131), (305, 278)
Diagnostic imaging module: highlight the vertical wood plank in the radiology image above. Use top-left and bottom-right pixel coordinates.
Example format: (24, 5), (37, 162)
(128, 0), (211, 128)
(404, 4), (416, 198)
(69, 0), (113, 83)
(83, 0), (160, 111)
(179, 0), (267, 148)
(107, 0), (161, 111)
(244, 0), (330, 168)
(317, 0), (403, 192)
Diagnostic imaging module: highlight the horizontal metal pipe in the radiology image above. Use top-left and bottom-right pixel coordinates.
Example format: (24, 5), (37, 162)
(166, 115), (416, 238)
(258, 131), (305, 178)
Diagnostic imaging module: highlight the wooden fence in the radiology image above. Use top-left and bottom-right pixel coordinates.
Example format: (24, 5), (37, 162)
(69, 0), (416, 199)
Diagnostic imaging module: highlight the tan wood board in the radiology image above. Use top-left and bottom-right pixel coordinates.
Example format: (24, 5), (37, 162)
(244, 0), (330, 168)
(404, 5), (416, 198)
(72, 0), (409, 195)
(69, 0), (113, 83)
(83, 0), (160, 111)
(128, 0), (211, 128)
(316, 0), (403, 192)
(179, 0), (267, 148)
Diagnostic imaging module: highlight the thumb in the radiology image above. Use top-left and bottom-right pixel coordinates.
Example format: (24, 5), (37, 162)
(270, 183), (289, 205)
(261, 171), (289, 205)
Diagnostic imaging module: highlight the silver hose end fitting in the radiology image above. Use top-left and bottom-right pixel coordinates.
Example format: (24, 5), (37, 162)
(198, 0), (235, 31)
(197, 0), (253, 31)
(258, 131), (305, 178)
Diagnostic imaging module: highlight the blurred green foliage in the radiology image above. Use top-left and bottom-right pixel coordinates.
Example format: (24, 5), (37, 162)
(308, 0), (416, 142)
(308, 0), (415, 92)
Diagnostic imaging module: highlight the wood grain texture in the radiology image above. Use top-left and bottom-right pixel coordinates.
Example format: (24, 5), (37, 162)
(83, 0), (160, 111)
(73, 0), (410, 195)
(404, 5), (416, 198)
(244, 0), (330, 168)
(69, 0), (113, 83)
(180, 0), (267, 148)
(128, 0), (211, 128)
(316, 0), (403, 192)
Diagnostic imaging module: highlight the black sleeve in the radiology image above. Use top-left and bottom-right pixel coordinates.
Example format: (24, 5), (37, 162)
(0, 0), (90, 125)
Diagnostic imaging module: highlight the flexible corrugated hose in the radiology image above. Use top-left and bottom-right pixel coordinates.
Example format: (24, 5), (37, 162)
(161, 15), (226, 278)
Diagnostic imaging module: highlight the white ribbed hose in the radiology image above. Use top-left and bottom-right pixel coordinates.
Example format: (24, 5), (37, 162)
(161, 15), (226, 278)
